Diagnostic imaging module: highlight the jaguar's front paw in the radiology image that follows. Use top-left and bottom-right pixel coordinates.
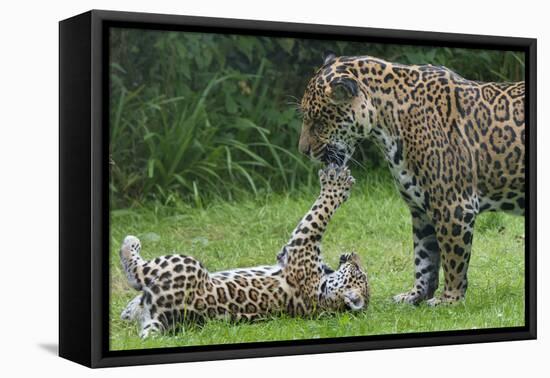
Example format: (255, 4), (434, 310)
(393, 290), (426, 305)
(426, 297), (442, 307)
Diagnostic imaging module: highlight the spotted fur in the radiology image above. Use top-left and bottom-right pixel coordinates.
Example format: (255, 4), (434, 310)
(120, 165), (369, 338)
(298, 54), (524, 305)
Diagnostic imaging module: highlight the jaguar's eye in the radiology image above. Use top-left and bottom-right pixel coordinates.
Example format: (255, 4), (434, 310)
(312, 120), (325, 134)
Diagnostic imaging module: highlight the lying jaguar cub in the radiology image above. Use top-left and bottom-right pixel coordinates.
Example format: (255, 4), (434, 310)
(119, 165), (369, 338)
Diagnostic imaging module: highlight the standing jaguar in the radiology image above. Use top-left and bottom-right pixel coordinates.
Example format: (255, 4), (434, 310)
(298, 54), (525, 305)
(119, 165), (369, 338)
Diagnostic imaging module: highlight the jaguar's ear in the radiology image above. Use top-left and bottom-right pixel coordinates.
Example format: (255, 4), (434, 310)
(344, 290), (365, 311)
(327, 77), (359, 104)
(323, 51), (337, 65)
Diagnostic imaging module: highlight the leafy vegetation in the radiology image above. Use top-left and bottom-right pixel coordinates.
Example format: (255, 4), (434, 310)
(109, 172), (525, 350)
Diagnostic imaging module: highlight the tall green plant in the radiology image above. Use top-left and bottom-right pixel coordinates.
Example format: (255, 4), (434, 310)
(109, 67), (317, 207)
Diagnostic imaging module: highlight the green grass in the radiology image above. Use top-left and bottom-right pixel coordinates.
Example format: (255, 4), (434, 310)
(109, 171), (525, 351)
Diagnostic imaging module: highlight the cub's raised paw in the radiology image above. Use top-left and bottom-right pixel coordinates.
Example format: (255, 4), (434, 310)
(319, 164), (355, 202)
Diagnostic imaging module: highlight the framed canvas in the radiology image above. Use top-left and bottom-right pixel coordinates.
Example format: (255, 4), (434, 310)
(59, 9), (537, 368)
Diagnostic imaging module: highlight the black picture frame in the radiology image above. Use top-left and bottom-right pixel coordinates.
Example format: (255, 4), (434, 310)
(59, 9), (537, 368)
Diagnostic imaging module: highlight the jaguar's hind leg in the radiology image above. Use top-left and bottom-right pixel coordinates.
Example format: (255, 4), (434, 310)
(427, 203), (476, 306)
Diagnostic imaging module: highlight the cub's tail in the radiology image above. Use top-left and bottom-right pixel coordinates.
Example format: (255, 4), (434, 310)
(120, 235), (146, 290)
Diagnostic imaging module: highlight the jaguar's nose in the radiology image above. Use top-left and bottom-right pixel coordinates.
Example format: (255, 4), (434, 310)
(298, 133), (311, 156)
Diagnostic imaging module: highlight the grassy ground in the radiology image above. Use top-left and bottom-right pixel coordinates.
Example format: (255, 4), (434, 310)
(109, 171), (525, 351)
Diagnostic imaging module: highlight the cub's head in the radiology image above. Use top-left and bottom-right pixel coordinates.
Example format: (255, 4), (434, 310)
(299, 54), (374, 165)
(320, 252), (370, 312)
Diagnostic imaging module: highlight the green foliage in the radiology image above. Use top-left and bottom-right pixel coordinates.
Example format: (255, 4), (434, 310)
(109, 171), (525, 350)
(109, 28), (525, 207)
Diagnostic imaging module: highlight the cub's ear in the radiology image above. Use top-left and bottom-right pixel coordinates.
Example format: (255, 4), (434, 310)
(339, 252), (360, 266)
(323, 51), (337, 65)
(327, 77), (359, 104)
(344, 290), (365, 311)
(277, 246), (289, 266)
(348, 252), (362, 266)
(339, 253), (351, 265)
(321, 263), (335, 275)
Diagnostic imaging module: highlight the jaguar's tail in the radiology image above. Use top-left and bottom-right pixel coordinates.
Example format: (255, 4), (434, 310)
(120, 235), (146, 290)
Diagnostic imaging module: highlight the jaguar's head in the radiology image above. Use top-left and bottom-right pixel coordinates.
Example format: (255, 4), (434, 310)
(320, 252), (370, 312)
(299, 54), (374, 166)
